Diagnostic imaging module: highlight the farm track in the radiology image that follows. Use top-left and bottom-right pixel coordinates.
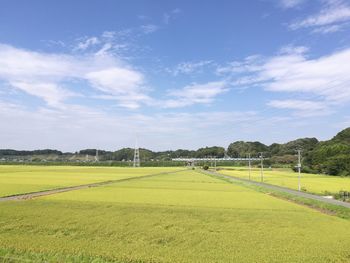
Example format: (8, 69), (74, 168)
(202, 169), (350, 209)
(0, 169), (186, 202)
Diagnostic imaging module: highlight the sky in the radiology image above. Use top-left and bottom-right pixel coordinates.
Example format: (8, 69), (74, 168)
(0, 0), (350, 151)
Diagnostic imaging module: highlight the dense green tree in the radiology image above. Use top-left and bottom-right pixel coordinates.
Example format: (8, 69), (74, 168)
(195, 146), (225, 158)
(227, 141), (268, 158)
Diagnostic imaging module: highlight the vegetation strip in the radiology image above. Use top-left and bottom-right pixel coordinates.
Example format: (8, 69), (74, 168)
(0, 169), (185, 202)
(202, 169), (350, 209)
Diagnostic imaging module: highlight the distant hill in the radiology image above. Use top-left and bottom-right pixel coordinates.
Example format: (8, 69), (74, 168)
(305, 128), (350, 176)
(332, 127), (350, 144)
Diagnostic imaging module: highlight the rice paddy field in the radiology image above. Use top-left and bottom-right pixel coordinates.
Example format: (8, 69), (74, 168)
(0, 165), (179, 197)
(1, 166), (350, 262)
(218, 167), (350, 195)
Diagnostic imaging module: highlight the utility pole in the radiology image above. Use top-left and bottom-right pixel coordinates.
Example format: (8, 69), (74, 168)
(297, 149), (302, 191)
(248, 153), (251, 180)
(259, 152), (264, 182)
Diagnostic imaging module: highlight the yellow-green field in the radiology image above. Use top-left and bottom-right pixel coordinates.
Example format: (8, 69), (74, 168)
(0, 165), (180, 197)
(1, 166), (350, 262)
(219, 167), (350, 195)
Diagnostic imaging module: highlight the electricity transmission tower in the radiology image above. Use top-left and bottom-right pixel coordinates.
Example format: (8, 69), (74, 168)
(133, 139), (140, 167)
(296, 149), (302, 191)
(95, 149), (99, 162)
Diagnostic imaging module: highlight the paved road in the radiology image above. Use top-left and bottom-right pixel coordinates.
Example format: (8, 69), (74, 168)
(0, 169), (184, 202)
(202, 169), (350, 209)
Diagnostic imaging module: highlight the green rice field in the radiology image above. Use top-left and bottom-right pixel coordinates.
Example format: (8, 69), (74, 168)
(1, 166), (350, 262)
(218, 167), (350, 195)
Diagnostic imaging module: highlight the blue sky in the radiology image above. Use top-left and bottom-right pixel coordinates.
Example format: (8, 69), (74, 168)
(1, 0), (350, 151)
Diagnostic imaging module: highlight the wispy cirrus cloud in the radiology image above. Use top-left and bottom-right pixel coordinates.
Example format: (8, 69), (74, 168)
(169, 60), (213, 76)
(75, 37), (100, 51)
(289, 0), (350, 33)
(73, 31), (131, 56)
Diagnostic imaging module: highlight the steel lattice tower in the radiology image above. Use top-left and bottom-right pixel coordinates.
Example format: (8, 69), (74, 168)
(133, 140), (140, 167)
(95, 149), (99, 162)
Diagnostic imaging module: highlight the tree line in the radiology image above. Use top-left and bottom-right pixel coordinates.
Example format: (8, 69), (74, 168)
(1, 127), (349, 176)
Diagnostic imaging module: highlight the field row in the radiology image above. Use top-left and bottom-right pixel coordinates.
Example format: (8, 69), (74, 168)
(1, 167), (350, 262)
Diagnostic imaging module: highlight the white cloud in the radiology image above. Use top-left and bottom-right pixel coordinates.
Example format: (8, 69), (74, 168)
(222, 46), (350, 115)
(163, 81), (228, 108)
(86, 68), (144, 94)
(0, 43), (149, 109)
(289, 0), (350, 32)
(86, 68), (151, 109)
(9, 82), (76, 108)
(261, 48), (350, 103)
(0, 44), (76, 80)
(0, 42), (230, 110)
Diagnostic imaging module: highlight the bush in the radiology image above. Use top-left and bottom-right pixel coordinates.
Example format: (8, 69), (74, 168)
(203, 165), (209, 170)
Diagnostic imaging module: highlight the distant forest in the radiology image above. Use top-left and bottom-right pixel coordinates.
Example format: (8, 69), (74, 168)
(1, 127), (349, 176)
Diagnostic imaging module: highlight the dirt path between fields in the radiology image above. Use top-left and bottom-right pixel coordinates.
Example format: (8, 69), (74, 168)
(0, 169), (185, 202)
(202, 169), (350, 209)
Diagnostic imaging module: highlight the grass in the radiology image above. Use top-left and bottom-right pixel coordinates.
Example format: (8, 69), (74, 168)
(218, 167), (350, 195)
(0, 165), (180, 197)
(1, 169), (350, 262)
